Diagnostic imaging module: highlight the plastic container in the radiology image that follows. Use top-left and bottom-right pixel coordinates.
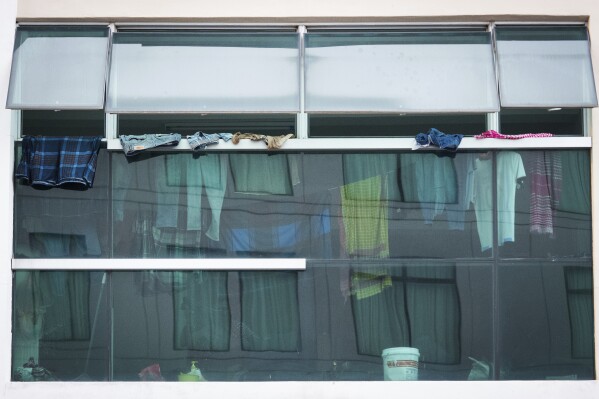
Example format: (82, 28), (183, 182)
(382, 347), (420, 381)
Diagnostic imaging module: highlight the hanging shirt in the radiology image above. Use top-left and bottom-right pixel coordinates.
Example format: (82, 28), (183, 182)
(528, 152), (562, 236)
(473, 152), (526, 251)
(16, 136), (102, 189)
(399, 153), (458, 225)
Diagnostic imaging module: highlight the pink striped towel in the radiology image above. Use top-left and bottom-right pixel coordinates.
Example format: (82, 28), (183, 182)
(475, 130), (554, 140)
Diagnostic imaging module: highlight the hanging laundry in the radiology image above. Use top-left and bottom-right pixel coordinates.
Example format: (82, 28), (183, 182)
(16, 136), (102, 190)
(446, 154), (476, 231)
(398, 153), (458, 225)
(528, 152), (562, 236)
(472, 152), (526, 251)
(414, 128), (464, 151)
(120, 133), (181, 156)
(350, 268), (393, 300)
(557, 151), (591, 215)
(341, 176), (389, 258)
(155, 153), (228, 242)
(475, 130), (553, 140)
(231, 132), (294, 149)
(187, 131), (233, 150)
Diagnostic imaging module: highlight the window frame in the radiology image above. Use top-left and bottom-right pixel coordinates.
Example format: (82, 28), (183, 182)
(7, 21), (596, 391)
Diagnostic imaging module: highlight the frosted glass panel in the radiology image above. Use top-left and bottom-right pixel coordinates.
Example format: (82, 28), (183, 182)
(305, 32), (499, 113)
(496, 27), (598, 108)
(106, 32), (300, 112)
(7, 27), (109, 110)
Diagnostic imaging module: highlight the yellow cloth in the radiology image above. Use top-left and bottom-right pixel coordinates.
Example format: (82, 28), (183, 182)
(351, 268), (393, 300)
(341, 176), (389, 258)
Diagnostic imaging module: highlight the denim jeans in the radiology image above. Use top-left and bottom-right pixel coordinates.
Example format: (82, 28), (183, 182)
(187, 132), (233, 151)
(120, 133), (182, 156)
(428, 128), (463, 151)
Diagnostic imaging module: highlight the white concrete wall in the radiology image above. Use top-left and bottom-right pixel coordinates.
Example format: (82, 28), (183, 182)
(0, 0), (17, 388)
(3, 0), (599, 398)
(12, 0), (599, 21)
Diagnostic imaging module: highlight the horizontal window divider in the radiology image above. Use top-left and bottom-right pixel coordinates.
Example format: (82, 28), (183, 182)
(11, 258), (307, 271)
(114, 23), (301, 30)
(105, 136), (591, 152)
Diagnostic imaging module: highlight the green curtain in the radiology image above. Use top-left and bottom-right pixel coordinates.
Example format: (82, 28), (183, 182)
(229, 154), (292, 195)
(173, 271), (230, 351)
(565, 267), (594, 359)
(240, 271), (300, 351)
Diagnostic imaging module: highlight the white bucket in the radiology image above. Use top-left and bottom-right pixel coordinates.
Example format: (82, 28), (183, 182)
(382, 347), (420, 381)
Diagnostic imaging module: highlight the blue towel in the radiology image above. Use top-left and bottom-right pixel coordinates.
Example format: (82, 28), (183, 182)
(16, 136), (102, 190)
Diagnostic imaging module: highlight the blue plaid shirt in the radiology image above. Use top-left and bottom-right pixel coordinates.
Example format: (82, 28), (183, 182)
(16, 136), (102, 189)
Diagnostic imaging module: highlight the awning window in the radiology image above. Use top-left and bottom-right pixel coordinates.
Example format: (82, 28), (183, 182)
(105, 32), (300, 113)
(304, 31), (500, 113)
(6, 26), (110, 110)
(496, 26), (598, 108)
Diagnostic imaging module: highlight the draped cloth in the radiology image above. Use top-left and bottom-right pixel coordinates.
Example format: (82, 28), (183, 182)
(528, 152), (562, 235)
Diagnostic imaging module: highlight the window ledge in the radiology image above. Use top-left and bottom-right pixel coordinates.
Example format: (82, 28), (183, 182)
(11, 258), (306, 271)
(106, 136), (591, 152)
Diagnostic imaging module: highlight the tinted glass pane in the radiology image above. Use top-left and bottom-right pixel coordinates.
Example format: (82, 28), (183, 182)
(7, 26), (109, 109)
(497, 150), (591, 259)
(305, 32), (499, 112)
(110, 263), (492, 381)
(500, 108), (584, 136)
(118, 114), (296, 136)
(106, 32), (300, 112)
(112, 151), (486, 259)
(498, 262), (595, 380)
(309, 114), (487, 138)
(496, 27), (598, 107)
(13, 149), (110, 258)
(15, 149), (590, 261)
(22, 110), (105, 137)
(12, 271), (109, 381)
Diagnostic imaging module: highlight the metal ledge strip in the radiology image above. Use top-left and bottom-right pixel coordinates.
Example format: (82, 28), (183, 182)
(12, 258), (306, 271)
(106, 136), (591, 152)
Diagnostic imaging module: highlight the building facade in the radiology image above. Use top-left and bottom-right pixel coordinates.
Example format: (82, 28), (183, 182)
(1, 0), (598, 398)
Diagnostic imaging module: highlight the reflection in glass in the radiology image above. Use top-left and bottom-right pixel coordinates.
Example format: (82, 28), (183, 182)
(240, 271), (300, 351)
(14, 149), (110, 258)
(498, 262), (594, 380)
(12, 271), (109, 381)
(13, 150), (591, 261)
(565, 267), (594, 359)
(351, 265), (460, 365)
(109, 263), (490, 381)
(500, 150), (591, 258)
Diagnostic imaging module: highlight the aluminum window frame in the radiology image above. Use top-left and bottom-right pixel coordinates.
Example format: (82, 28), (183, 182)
(8, 21), (595, 381)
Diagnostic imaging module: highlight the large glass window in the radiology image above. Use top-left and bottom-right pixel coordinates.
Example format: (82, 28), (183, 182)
(12, 271), (109, 381)
(9, 24), (597, 385)
(14, 150), (591, 261)
(12, 149), (594, 381)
